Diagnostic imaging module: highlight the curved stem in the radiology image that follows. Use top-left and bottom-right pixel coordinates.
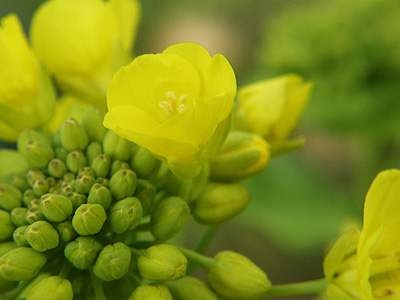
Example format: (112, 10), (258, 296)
(178, 246), (215, 272)
(264, 278), (328, 298)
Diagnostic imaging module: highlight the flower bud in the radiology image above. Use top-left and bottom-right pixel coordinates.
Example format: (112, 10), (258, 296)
(26, 200), (45, 224)
(74, 174), (95, 195)
(72, 204), (106, 236)
(25, 220), (59, 252)
(192, 182), (250, 224)
(81, 107), (107, 143)
(13, 225), (29, 246)
(134, 179), (156, 215)
(22, 189), (36, 206)
(78, 166), (95, 177)
(0, 210), (14, 240)
(129, 284), (172, 300)
(87, 183), (112, 210)
(0, 183), (22, 211)
(91, 154), (111, 178)
(130, 147), (160, 179)
(167, 276), (218, 300)
(109, 169), (137, 200)
(103, 130), (133, 162)
(66, 150), (87, 173)
(109, 197), (143, 234)
(63, 172), (76, 183)
(46, 177), (57, 188)
(0, 247), (46, 281)
(110, 160), (130, 178)
(55, 147), (68, 161)
(86, 141), (103, 166)
(31, 179), (49, 197)
(64, 237), (102, 270)
(60, 118), (89, 151)
(10, 207), (29, 226)
(68, 192), (87, 210)
(11, 174), (29, 192)
(24, 140), (54, 169)
(40, 193), (73, 222)
(206, 251), (271, 299)
(26, 168), (46, 186)
(138, 244), (187, 281)
(53, 221), (75, 244)
(151, 196), (190, 240)
(93, 242), (131, 281)
(0, 242), (18, 257)
(47, 158), (67, 179)
(26, 276), (73, 300)
(210, 131), (270, 182)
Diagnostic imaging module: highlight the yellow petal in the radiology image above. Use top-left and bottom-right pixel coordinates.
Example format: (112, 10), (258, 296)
(163, 42), (236, 99)
(107, 53), (201, 123)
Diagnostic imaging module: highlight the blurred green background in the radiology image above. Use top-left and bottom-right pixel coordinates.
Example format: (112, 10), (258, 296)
(2, 0), (400, 299)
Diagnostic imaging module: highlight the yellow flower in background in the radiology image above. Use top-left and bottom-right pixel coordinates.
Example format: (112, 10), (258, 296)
(235, 74), (312, 155)
(324, 169), (400, 300)
(30, 0), (140, 111)
(0, 14), (55, 142)
(104, 43), (236, 179)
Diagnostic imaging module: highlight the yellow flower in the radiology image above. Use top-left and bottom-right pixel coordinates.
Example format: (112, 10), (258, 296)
(0, 14), (55, 142)
(30, 0), (140, 111)
(235, 74), (312, 154)
(324, 169), (400, 299)
(104, 43), (236, 179)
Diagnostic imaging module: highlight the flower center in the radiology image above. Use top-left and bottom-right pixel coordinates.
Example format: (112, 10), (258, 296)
(370, 254), (400, 299)
(159, 91), (188, 118)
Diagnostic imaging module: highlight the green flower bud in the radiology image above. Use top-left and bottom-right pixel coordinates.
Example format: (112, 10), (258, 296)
(81, 107), (107, 143)
(109, 169), (137, 200)
(10, 207), (29, 226)
(110, 160), (130, 178)
(26, 276), (73, 300)
(55, 147), (68, 161)
(206, 251), (271, 299)
(16, 272), (51, 299)
(72, 204), (106, 236)
(11, 174), (29, 192)
(93, 242), (131, 281)
(46, 177), (57, 188)
(0, 242), (17, 257)
(167, 276), (218, 300)
(0, 247), (46, 281)
(192, 183), (250, 224)
(0, 210), (14, 240)
(68, 192), (87, 211)
(85, 141), (103, 165)
(54, 221), (76, 243)
(66, 150), (87, 173)
(25, 220), (59, 252)
(210, 131), (270, 182)
(32, 179), (49, 197)
(130, 147), (160, 179)
(91, 154), (111, 178)
(26, 200), (45, 224)
(13, 225), (29, 246)
(40, 193), (73, 222)
(151, 196), (190, 240)
(60, 182), (75, 196)
(0, 183), (22, 211)
(87, 183), (112, 210)
(48, 158), (67, 179)
(109, 197), (143, 234)
(138, 244), (187, 281)
(22, 189), (36, 206)
(64, 237), (102, 270)
(51, 128), (62, 148)
(134, 179), (156, 215)
(24, 140), (54, 169)
(0, 276), (18, 294)
(78, 166), (95, 177)
(17, 130), (51, 158)
(60, 118), (89, 151)
(26, 168), (46, 186)
(63, 171), (76, 183)
(129, 284), (172, 300)
(103, 130), (132, 162)
(75, 174), (95, 194)
(95, 177), (109, 187)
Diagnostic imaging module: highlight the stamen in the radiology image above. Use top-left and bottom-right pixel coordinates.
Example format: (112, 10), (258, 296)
(165, 91), (177, 100)
(159, 101), (174, 118)
(178, 104), (187, 114)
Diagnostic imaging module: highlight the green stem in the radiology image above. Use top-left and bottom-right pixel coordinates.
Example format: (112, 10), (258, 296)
(90, 270), (107, 300)
(264, 278), (328, 298)
(187, 225), (218, 274)
(178, 246), (215, 272)
(58, 261), (73, 278)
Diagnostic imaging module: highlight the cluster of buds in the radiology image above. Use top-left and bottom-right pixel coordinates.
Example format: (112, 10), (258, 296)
(0, 107), (270, 300)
